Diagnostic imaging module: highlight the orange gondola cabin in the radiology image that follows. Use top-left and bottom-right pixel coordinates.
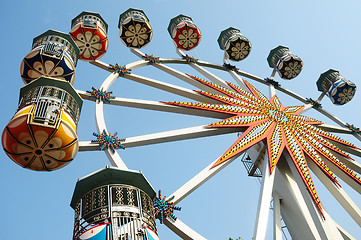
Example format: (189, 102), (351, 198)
(2, 77), (83, 171)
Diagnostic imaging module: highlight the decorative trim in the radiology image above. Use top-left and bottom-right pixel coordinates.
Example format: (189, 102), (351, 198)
(153, 190), (181, 224)
(143, 54), (162, 64)
(306, 98), (322, 108)
(87, 87), (115, 103)
(164, 77), (361, 218)
(92, 130), (125, 152)
(182, 54), (198, 63)
(109, 63), (131, 76)
(345, 123), (361, 134)
(223, 63), (238, 71)
(265, 77), (281, 87)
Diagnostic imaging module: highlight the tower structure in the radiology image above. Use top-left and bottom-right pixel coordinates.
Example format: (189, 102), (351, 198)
(71, 167), (158, 240)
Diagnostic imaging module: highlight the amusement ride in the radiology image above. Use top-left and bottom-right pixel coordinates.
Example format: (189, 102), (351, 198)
(2, 8), (361, 240)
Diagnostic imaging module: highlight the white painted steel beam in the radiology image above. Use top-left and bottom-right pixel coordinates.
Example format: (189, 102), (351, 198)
(273, 192), (282, 240)
(285, 153), (347, 240)
(307, 158), (361, 227)
(77, 91), (230, 119)
(124, 126), (239, 149)
(176, 49), (229, 88)
(107, 97), (227, 118)
(322, 209), (345, 239)
(170, 154), (241, 205)
(340, 157), (361, 175)
(269, 84), (276, 99)
(223, 57), (248, 91)
(83, 47), (361, 240)
(300, 103), (314, 114)
(253, 153), (275, 240)
(334, 222), (357, 240)
(163, 218), (207, 240)
(152, 63), (223, 95)
(228, 70), (249, 91)
(79, 125), (240, 151)
(94, 72), (128, 170)
(92, 59), (221, 104)
(274, 156), (322, 239)
(314, 108), (361, 142)
(323, 139), (361, 175)
(92, 52), (361, 144)
(123, 73), (220, 104)
(327, 139), (361, 159)
(321, 156), (361, 195)
(318, 124), (354, 134)
(130, 48), (223, 95)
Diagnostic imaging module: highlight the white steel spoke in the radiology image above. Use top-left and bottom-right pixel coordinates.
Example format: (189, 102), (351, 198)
(78, 141), (99, 152)
(93, 72), (128, 170)
(228, 69), (249, 91)
(77, 91), (230, 119)
(90, 59), (112, 71)
(283, 154), (330, 240)
(274, 157), (322, 239)
(307, 157), (361, 227)
(269, 84), (276, 98)
(223, 57), (248, 90)
(92, 60), (219, 103)
(318, 124), (353, 134)
(253, 153), (275, 240)
(315, 108), (361, 142)
(91, 56), (361, 142)
(151, 62), (222, 95)
(333, 222), (358, 240)
(130, 48), (223, 95)
(124, 73), (220, 103)
(79, 125), (240, 151)
(285, 152), (357, 239)
(316, 92), (327, 103)
(169, 154), (242, 205)
(339, 155), (361, 175)
(322, 209), (346, 239)
(83, 46), (361, 240)
(124, 125), (238, 149)
(176, 49), (229, 88)
(163, 217), (207, 240)
(273, 192), (282, 240)
(299, 103), (313, 114)
(322, 156), (361, 195)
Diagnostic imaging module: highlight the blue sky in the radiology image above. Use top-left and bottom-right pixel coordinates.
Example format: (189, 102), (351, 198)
(1, 0), (361, 239)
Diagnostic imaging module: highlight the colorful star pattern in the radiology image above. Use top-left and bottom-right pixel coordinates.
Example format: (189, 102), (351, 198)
(153, 190), (181, 224)
(182, 54), (198, 63)
(92, 130), (125, 152)
(223, 63), (239, 71)
(87, 87), (115, 103)
(143, 54), (162, 64)
(109, 63), (131, 76)
(306, 98), (322, 108)
(345, 123), (361, 134)
(164, 75), (361, 217)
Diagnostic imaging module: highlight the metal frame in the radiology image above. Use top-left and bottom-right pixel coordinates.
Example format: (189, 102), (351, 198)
(76, 47), (361, 239)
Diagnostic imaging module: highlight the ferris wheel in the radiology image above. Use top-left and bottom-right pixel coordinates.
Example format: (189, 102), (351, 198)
(2, 8), (361, 240)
